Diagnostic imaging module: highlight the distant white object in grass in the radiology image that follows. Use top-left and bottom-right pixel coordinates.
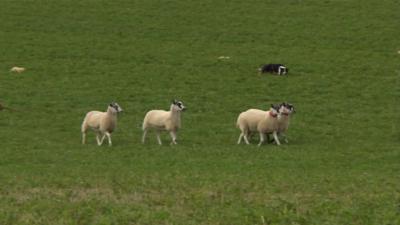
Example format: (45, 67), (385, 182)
(142, 99), (186, 145)
(81, 102), (123, 146)
(218, 56), (230, 59)
(398, 50), (400, 54)
(10, 66), (26, 73)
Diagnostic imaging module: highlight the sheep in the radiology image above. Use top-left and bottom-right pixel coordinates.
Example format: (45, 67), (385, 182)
(81, 102), (123, 146)
(10, 66), (26, 73)
(236, 104), (281, 146)
(142, 99), (186, 145)
(274, 102), (295, 143)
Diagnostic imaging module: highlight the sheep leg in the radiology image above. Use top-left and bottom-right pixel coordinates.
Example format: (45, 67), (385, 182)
(258, 133), (266, 146)
(96, 132), (103, 146)
(82, 132), (86, 144)
(142, 129), (148, 144)
(272, 131), (281, 146)
(169, 131), (177, 145)
(81, 122), (88, 145)
(243, 133), (250, 145)
(105, 132), (112, 146)
(156, 131), (162, 145)
(237, 133), (243, 144)
(100, 134), (106, 144)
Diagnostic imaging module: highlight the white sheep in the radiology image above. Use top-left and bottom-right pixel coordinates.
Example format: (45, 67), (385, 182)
(236, 104), (281, 146)
(274, 102), (295, 143)
(10, 66), (26, 73)
(81, 102), (123, 146)
(142, 99), (186, 145)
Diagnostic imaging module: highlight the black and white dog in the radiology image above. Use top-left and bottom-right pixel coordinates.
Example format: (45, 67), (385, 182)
(259, 64), (288, 75)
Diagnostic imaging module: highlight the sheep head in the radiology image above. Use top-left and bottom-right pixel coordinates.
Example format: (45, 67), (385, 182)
(280, 102), (295, 114)
(269, 104), (280, 115)
(172, 99), (186, 112)
(109, 102), (123, 113)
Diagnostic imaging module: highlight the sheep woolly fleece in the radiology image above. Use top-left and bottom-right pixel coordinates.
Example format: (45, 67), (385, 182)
(142, 100), (186, 145)
(236, 106), (281, 146)
(81, 103), (123, 146)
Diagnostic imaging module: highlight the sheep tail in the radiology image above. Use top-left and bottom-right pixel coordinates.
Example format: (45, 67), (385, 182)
(142, 121), (147, 131)
(235, 119), (240, 128)
(81, 118), (88, 133)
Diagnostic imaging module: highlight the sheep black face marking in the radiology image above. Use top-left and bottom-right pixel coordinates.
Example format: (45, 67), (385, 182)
(110, 102), (123, 113)
(281, 102), (295, 113)
(287, 103), (295, 113)
(270, 104), (280, 114)
(174, 101), (186, 111)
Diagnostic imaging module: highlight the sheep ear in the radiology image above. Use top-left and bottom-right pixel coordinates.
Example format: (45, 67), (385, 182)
(172, 99), (177, 104)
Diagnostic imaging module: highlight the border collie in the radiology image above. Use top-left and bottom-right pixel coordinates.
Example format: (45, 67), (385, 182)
(258, 64), (288, 75)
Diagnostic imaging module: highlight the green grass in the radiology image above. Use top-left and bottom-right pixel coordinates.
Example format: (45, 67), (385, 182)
(0, 0), (399, 224)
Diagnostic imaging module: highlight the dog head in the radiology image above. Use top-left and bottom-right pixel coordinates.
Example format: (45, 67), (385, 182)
(278, 65), (288, 75)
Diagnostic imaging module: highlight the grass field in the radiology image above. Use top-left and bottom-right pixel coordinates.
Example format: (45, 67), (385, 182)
(0, 0), (399, 224)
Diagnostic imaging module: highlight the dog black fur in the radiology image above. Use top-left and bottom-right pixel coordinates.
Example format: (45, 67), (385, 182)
(259, 64), (288, 75)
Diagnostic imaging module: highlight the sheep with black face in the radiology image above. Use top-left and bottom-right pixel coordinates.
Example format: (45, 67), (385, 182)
(81, 102), (123, 146)
(236, 104), (281, 146)
(275, 102), (295, 143)
(142, 99), (186, 145)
